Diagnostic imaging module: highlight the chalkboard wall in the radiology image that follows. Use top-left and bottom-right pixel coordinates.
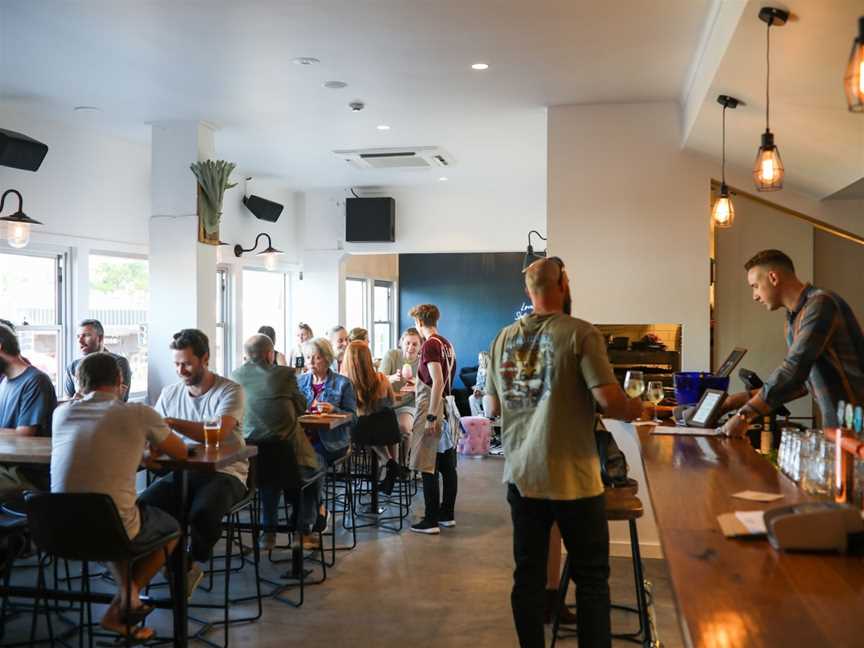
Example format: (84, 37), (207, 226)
(398, 252), (529, 388)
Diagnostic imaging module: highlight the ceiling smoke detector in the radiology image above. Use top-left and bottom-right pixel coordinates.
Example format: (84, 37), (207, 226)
(349, 101), (365, 112)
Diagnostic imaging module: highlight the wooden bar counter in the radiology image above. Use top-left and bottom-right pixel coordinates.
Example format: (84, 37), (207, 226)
(633, 423), (864, 648)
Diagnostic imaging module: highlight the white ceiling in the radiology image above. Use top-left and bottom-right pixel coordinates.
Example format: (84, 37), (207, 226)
(0, 0), (713, 190)
(684, 0), (864, 200)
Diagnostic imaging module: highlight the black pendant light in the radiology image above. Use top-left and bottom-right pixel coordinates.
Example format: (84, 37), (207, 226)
(845, 17), (864, 112)
(713, 95), (739, 228)
(753, 6), (788, 192)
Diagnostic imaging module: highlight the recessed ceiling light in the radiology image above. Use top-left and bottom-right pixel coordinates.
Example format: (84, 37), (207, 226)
(292, 57), (320, 65)
(323, 80), (348, 89)
(73, 106), (101, 112)
(471, 62), (489, 70)
(438, 176), (448, 182)
(376, 124), (391, 131)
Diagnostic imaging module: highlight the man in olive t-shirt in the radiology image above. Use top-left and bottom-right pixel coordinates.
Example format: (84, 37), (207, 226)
(487, 257), (642, 648)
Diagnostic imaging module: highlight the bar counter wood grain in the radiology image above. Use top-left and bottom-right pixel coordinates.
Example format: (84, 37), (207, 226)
(634, 423), (864, 648)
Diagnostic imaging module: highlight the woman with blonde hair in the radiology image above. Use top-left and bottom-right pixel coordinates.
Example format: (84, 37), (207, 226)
(341, 341), (400, 492)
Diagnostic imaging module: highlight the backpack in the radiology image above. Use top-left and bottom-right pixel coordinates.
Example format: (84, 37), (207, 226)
(457, 416), (492, 456)
(595, 416), (629, 487)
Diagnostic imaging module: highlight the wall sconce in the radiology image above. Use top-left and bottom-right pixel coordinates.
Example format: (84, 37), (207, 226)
(0, 189), (42, 249)
(522, 230), (547, 271)
(234, 232), (283, 270)
(845, 16), (864, 112)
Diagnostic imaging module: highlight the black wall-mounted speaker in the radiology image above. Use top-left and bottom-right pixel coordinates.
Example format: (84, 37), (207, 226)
(243, 194), (283, 222)
(0, 128), (49, 172)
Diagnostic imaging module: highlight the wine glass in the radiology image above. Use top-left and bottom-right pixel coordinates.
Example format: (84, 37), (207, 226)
(623, 370), (645, 399)
(646, 381), (664, 422)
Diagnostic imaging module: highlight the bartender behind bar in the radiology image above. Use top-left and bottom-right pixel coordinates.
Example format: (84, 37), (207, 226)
(718, 249), (864, 437)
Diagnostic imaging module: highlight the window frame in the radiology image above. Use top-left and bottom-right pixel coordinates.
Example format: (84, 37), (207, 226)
(372, 280), (395, 359)
(215, 266), (232, 376)
(241, 267), (291, 357)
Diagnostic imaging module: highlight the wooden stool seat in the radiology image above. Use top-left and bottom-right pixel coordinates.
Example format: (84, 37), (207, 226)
(604, 490), (643, 521)
(605, 477), (639, 497)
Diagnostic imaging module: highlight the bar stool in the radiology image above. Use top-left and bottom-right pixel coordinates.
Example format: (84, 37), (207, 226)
(322, 448), (357, 567)
(0, 508), (28, 642)
(551, 485), (655, 648)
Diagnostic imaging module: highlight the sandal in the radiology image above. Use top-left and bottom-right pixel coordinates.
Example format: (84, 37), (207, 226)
(121, 603), (154, 626)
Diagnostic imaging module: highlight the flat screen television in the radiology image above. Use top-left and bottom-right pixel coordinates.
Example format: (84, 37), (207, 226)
(346, 197), (395, 242)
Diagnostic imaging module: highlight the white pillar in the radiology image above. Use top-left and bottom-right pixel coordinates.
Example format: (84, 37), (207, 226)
(147, 122), (218, 403)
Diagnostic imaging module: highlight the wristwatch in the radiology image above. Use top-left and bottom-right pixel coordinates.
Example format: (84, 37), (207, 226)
(426, 414), (438, 423)
(737, 405), (755, 423)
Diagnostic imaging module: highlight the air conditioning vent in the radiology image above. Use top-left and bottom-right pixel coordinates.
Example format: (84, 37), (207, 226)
(333, 146), (454, 170)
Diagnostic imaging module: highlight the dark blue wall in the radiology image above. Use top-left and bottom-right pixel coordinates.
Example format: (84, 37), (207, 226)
(398, 252), (529, 388)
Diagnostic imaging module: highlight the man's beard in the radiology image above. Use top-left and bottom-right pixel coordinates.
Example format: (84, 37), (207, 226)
(0, 356), (8, 375)
(184, 368), (205, 386)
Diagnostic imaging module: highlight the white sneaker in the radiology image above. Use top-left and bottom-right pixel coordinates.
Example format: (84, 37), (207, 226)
(438, 519), (456, 528)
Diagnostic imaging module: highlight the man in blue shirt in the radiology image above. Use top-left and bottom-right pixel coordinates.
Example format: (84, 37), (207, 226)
(0, 323), (57, 497)
(64, 319), (132, 401)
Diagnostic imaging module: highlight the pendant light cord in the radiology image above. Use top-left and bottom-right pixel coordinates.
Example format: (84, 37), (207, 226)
(721, 104), (727, 184)
(765, 20), (771, 131)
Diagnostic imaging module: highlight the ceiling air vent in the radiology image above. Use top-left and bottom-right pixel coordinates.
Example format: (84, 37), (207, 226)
(333, 146), (453, 170)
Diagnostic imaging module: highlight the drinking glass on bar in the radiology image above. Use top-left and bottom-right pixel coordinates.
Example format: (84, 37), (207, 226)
(203, 416), (221, 449)
(624, 370), (645, 399)
(646, 381), (664, 422)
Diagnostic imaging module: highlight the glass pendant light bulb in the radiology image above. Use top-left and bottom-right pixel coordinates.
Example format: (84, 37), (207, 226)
(7, 221), (30, 248)
(753, 131), (784, 191)
(712, 188), (735, 228)
(264, 252), (278, 271)
(845, 17), (864, 112)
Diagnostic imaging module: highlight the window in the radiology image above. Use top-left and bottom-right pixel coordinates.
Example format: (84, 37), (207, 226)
(372, 281), (394, 358)
(242, 269), (289, 354)
(344, 277), (394, 358)
(88, 254), (149, 397)
(214, 268), (230, 376)
(345, 278), (367, 333)
(0, 251), (65, 393)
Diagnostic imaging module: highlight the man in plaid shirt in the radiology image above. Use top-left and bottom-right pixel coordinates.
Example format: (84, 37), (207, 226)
(719, 249), (864, 437)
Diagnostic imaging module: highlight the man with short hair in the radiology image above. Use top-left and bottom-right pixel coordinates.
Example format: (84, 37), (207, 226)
(0, 323), (57, 497)
(486, 257), (643, 648)
(232, 334), (318, 550)
(329, 325), (349, 373)
(52, 352), (187, 641)
(718, 249), (864, 437)
(138, 329), (247, 591)
(64, 319), (132, 401)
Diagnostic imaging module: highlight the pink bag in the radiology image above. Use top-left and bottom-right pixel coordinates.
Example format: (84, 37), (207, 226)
(458, 416), (491, 456)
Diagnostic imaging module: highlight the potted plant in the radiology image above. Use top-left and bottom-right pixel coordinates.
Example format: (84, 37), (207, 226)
(190, 159), (237, 244)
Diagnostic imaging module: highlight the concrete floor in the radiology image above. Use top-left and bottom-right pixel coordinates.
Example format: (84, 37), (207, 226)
(4, 456), (685, 647)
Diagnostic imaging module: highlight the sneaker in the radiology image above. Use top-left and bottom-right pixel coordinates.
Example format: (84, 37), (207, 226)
(438, 519), (455, 528)
(186, 563), (204, 599)
(410, 519), (440, 535)
(259, 532), (276, 551)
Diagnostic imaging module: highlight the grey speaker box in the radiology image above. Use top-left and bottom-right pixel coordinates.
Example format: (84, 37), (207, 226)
(0, 128), (49, 172)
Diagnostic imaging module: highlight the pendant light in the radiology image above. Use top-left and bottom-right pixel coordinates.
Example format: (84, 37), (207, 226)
(713, 95), (739, 228)
(753, 7), (788, 192)
(845, 17), (864, 112)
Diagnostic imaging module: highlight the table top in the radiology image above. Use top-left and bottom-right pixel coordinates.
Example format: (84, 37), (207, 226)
(0, 436), (256, 473)
(0, 436), (51, 464)
(298, 412), (353, 430)
(635, 423), (864, 648)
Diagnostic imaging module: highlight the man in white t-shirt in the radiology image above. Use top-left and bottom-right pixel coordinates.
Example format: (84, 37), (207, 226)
(138, 329), (248, 591)
(52, 352), (187, 642)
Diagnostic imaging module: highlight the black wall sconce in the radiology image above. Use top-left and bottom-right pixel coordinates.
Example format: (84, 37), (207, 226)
(0, 189), (42, 249)
(234, 232), (283, 270)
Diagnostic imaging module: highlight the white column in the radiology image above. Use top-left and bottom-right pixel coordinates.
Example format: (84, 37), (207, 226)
(147, 122), (218, 403)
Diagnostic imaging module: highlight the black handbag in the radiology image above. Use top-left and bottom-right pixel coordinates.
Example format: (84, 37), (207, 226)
(351, 407), (402, 447)
(595, 418), (629, 487)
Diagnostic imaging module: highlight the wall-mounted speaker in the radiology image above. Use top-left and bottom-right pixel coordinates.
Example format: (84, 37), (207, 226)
(243, 194), (283, 222)
(0, 128), (49, 172)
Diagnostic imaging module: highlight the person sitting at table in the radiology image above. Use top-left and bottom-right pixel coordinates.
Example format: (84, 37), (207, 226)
(0, 320), (30, 381)
(0, 323), (57, 499)
(297, 337), (356, 544)
(138, 329), (247, 593)
(329, 326), (349, 373)
(51, 352), (187, 641)
(257, 325), (288, 366)
(381, 327), (422, 444)
(232, 334), (320, 551)
(468, 351), (496, 419)
(287, 322), (314, 370)
(348, 327), (369, 344)
(341, 341), (399, 492)
(64, 319), (132, 401)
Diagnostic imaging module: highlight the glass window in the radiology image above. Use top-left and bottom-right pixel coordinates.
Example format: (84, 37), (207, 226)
(0, 252), (64, 392)
(345, 278), (367, 333)
(372, 281), (394, 358)
(214, 269), (230, 376)
(88, 254), (149, 397)
(242, 269), (288, 354)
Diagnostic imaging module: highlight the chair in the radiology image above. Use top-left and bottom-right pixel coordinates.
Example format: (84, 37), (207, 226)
(0, 509), (28, 642)
(551, 486), (654, 647)
(24, 491), (180, 647)
(348, 409), (411, 532)
(251, 439), (327, 607)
